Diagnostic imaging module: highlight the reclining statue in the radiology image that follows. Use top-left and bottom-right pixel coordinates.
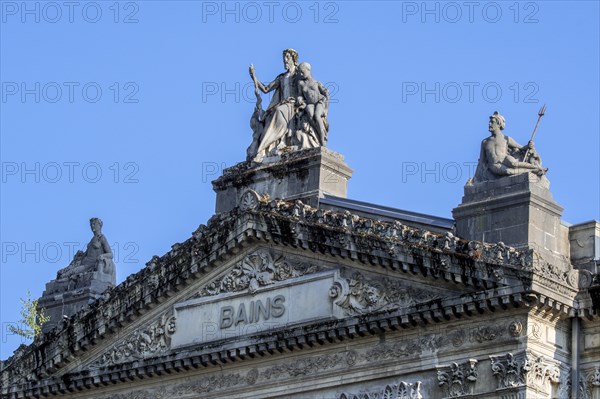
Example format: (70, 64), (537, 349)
(473, 111), (547, 183)
(56, 217), (115, 281)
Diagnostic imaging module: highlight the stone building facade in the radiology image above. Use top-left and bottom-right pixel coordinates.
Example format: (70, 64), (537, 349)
(1, 52), (599, 398)
(2, 144), (599, 398)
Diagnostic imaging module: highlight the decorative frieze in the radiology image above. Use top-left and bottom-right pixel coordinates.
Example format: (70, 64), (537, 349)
(96, 350), (357, 399)
(339, 381), (422, 399)
(436, 359), (478, 397)
(92, 312), (176, 368)
(261, 353), (344, 380)
(329, 271), (439, 315)
(448, 323), (508, 348)
(364, 332), (451, 362)
(365, 321), (511, 363)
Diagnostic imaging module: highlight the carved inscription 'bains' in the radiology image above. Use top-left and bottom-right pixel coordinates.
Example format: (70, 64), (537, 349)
(220, 295), (286, 329)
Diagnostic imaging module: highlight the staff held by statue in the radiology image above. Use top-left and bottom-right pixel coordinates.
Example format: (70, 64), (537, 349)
(523, 104), (546, 162)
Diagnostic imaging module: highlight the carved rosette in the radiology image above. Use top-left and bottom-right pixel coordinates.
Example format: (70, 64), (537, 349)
(192, 249), (319, 298)
(339, 381), (422, 399)
(436, 359), (478, 398)
(490, 351), (560, 394)
(92, 312), (176, 368)
(329, 271), (439, 315)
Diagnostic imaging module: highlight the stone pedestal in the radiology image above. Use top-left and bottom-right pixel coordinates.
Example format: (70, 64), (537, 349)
(569, 221), (600, 272)
(452, 173), (569, 260)
(38, 269), (115, 333)
(212, 147), (353, 214)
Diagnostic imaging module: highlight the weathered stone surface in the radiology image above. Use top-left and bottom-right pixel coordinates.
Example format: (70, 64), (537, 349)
(3, 192), (587, 399)
(569, 221), (600, 272)
(473, 111), (547, 183)
(453, 173), (568, 265)
(172, 270), (338, 348)
(3, 98), (598, 399)
(247, 49), (330, 163)
(213, 146), (352, 213)
(37, 218), (116, 333)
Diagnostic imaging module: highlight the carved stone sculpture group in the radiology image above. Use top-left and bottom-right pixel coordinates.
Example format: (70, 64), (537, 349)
(247, 49), (330, 162)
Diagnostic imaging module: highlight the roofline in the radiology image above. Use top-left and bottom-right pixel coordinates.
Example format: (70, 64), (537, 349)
(321, 194), (454, 229)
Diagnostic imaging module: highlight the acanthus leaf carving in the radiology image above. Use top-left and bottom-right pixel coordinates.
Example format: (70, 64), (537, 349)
(579, 365), (600, 399)
(92, 312), (176, 368)
(436, 359), (478, 398)
(339, 380), (422, 399)
(490, 351), (560, 394)
(192, 249), (320, 298)
(239, 189), (266, 211)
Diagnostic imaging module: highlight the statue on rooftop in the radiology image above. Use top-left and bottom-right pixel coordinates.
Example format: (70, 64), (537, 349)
(56, 217), (115, 281)
(38, 218), (116, 332)
(472, 111), (548, 183)
(247, 49), (329, 162)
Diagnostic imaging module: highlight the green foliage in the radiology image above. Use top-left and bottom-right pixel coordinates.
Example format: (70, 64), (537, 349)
(8, 291), (50, 340)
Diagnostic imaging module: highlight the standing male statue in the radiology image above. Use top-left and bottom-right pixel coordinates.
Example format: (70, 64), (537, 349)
(473, 111), (547, 183)
(247, 49), (329, 162)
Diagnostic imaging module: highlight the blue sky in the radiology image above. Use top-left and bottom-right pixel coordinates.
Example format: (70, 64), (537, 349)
(1, 0), (598, 359)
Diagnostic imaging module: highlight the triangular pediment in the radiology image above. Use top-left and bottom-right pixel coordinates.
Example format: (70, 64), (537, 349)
(69, 245), (496, 374)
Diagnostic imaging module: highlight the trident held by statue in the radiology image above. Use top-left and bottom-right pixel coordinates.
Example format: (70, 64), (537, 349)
(523, 104), (546, 161)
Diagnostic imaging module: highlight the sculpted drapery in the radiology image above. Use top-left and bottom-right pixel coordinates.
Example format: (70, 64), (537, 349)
(247, 49), (329, 162)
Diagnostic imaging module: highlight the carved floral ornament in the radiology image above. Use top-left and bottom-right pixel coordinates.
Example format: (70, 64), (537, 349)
(578, 365), (600, 399)
(238, 189), (270, 211)
(96, 350), (357, 399)
(339, 381), (422, 399)
(191, 249), (320, 298)
(92, 312), (176, 368)
(192, 248), (442, 317)
(490, 351), (560, 393)
(436, 359), (478, 398)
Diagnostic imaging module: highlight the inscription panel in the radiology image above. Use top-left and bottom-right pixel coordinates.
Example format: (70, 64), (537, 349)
(171, 271), (338, 348)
